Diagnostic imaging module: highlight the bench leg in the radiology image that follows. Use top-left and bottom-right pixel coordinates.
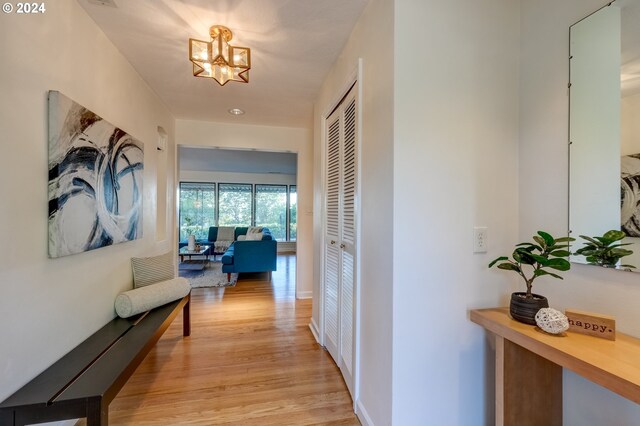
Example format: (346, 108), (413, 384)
(0, 410), (14, 426)
(183, 294), (191, 337)
(227, 273), (231, 282)
(87, 398), (107, 426)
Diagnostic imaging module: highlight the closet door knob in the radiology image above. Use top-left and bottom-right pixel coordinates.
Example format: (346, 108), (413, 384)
(330, 240), (336, 245)
(340, 243), (346, 249)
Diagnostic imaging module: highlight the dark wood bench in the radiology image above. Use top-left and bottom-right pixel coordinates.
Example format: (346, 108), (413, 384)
(0, 293), (190, 426)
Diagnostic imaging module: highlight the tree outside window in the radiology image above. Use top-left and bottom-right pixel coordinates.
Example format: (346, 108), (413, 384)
(218, 183), (252, 227)
(255, 185), (287, 241)
(179, 183), (215, 241)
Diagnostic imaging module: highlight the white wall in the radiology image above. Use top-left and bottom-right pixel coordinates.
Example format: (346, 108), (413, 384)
(392, 0), (520, 424)
(175, 120), (312, 297)
(312, 0), (395, 423)
(519, 0), (640, 424)
(0, 0), (175, 407)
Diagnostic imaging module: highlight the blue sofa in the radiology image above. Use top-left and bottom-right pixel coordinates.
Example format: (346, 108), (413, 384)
(180, 227), (277, 281)
(221, 228), (277, 281)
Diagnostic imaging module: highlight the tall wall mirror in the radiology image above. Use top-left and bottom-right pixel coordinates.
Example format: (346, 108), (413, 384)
(569, 0), (640, 270)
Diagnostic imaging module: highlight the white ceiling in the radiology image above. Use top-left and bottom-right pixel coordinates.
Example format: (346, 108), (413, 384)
(180, 147), (297, 175)
(78, 0), (368, 128)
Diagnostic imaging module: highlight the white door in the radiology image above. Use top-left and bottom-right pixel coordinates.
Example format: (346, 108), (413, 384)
(324, 112), (341, 362)
(323, 83), (358, 396)
(339, 91), (357, 394)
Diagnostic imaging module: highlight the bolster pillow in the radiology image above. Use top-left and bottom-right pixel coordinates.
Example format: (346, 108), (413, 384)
(115, 277), (191, 318)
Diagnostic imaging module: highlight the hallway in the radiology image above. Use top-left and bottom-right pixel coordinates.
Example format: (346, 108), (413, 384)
(100, 255), (360, 425)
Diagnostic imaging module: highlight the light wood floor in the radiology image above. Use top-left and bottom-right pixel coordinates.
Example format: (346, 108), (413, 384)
(81, 254), (360, 425)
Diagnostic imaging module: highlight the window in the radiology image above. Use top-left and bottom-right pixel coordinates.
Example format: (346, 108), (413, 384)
(179, 183), (216, 241)
(178, 182), (298, 242)
(289, 185), (297, 241)
(218, 183), (252, 227)
(255, 185), (287, 241)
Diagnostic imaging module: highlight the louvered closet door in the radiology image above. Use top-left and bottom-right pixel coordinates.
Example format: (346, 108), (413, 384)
(339, 90), (357, 395)
(324, 112), (341, 362)
(323, 83), (358, 398)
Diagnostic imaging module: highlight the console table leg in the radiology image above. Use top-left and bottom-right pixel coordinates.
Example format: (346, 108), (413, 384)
(495, 335), (562, 426)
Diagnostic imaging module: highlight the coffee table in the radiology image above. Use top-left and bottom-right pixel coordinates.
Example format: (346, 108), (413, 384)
(178, 245), (210, 271)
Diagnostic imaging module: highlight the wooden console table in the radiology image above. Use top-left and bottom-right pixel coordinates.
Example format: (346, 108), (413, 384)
(471, 307), (640, 426)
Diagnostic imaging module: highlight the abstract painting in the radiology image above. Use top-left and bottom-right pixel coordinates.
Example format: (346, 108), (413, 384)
(48, 91), (144, 258)
(621, 153), (640, 237)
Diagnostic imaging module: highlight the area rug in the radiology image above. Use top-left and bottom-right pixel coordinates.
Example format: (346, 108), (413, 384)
(179, 261), (238, 288)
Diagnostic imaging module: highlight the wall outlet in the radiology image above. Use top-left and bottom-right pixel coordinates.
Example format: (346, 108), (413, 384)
(474, 227), (488, 253)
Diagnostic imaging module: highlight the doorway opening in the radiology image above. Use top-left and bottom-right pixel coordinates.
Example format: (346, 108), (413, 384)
(176, 146), (298, 292)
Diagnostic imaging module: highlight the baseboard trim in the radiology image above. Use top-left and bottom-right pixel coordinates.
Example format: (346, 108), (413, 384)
(356, 399), (374, 426)
(309, 318), (320, 344)
(296, 290), (312, 299)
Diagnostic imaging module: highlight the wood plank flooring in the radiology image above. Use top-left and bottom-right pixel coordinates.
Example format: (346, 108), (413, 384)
(81, 255), (360, 425)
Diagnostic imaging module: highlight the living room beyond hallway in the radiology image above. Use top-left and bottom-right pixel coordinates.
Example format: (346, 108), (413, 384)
(75, 254), (359, 425)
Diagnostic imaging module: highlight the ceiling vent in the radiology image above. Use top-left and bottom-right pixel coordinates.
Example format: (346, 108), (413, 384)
(87, 0), (117, 7)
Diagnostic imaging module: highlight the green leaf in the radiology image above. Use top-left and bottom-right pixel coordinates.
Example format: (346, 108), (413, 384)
(550, 250), (571, 257)
(537, 231), (555, 246)
(579, 235), (602, 246)
(529, 254), (550, 266)
(620, 264), (637, 269)
(497, 263), (521, 272)
(534, 268), (563, 279)
(574, 248), (596, 256)
(555, 237), (575, 243)
(546, 258), (571, 271)
(545, 271), (564, 279)
(611, 248), (633, 257)
(515, 249), (536, 265)
(516, 242), (542, 251)
(512, 251), (522, 263)
(607, 243), (633, 249)
(533, 236), (546, 247)
(603, 230), (626, 242)
(488, 256), (508, 268)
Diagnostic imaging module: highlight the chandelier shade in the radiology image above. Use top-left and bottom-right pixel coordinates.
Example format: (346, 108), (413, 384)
(189, 25), (251, 86)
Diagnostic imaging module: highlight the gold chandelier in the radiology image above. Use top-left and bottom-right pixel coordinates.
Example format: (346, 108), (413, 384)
(189, 25), (251, 86)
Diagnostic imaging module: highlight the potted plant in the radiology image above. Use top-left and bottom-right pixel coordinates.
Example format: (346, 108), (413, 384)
(574, 230), (636, 270)
(489, 231), (574, 325)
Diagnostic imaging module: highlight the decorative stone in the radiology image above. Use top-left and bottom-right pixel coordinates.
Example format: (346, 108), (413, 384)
(535, 308), (569, 335)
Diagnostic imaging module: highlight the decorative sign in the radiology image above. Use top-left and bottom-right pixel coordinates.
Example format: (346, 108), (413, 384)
(565, 309), (616, 341)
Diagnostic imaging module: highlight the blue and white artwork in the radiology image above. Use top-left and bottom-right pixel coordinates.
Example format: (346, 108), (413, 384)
(48, 91), (144, 258)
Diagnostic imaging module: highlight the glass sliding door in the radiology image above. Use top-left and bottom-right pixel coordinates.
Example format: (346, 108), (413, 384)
(255, 184), (287, 241)
(218, 183), (252, 227)
(179, 182), (216, 241)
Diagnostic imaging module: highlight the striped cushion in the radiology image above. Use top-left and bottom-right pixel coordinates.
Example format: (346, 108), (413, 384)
(131, 251), (175, 288)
